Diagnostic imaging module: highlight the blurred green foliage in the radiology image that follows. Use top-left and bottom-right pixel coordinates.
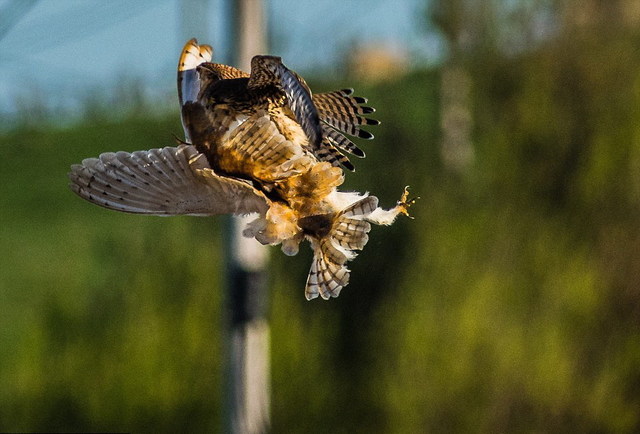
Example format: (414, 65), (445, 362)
(2, 21), (640, 433)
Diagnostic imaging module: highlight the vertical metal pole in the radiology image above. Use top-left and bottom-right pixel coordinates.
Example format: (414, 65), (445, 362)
(231, 0), (267, 70)
(225, 219), (270, 434)
(177, 1), (268, 431)
(225, 1), (269, 433)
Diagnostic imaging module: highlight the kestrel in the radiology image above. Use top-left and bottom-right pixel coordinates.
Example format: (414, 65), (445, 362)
(68, 39), (414, 300)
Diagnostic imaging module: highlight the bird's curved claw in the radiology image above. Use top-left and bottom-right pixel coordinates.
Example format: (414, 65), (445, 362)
(397, 186), (419, 219)
(172, 133), (190, 146)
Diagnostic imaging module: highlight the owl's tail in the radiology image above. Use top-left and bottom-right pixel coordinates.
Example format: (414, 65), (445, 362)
(303, 187), (418, 300)
(304, 196), (377, 300)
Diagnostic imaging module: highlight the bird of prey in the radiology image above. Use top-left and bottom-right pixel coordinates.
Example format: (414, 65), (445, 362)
(68, 39), (415, 300)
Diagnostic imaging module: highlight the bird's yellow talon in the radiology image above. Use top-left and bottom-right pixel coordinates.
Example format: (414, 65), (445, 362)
(397, 186), (418, 218)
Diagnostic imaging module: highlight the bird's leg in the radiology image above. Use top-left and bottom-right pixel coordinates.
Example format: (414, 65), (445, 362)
(396, 185), (419, 218)
(365, 186), (418, 226)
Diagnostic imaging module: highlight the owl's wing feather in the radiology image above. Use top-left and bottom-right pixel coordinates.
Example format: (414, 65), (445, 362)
(312, 89), (380, 165)
(177, 39), (212, 106)
(216, 110), (314, 181)
(178, 38), (213, 141)
(198, 62), (249, 80)
(316, 138), (355, 171)
(322, 124), (365, 158)
(314, 89), (379, 139)
(68, 145), (268, 216)
(248, 55), (323, 153)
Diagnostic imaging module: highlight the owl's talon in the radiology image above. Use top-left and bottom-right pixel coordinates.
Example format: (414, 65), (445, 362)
(172, 134), (190, 146)
(397, 186), (418, 218)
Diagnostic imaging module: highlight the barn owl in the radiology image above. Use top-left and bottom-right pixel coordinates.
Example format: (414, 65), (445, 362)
(68, 39), (415, 300)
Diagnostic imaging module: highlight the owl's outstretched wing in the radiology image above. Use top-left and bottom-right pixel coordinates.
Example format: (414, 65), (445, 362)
(68, 144), (269, 216)
(248, 57), (381, 172)
(314, 88), (379, 159)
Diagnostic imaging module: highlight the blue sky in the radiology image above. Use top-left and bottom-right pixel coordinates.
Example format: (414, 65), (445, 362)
(0, 0), (442, 117)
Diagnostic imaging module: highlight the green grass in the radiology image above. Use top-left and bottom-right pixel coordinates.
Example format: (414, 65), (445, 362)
(0, 114), (228, 432)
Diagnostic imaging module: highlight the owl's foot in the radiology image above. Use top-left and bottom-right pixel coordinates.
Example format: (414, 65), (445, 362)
(397, 186), (419, 219)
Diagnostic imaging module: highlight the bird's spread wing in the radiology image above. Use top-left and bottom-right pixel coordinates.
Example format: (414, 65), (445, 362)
(311, 89), (380, 170)
(215, 110), (314, 182)
(68, 144), (269, 216)
(314, 88), (378, 141)
(247, 55), (323, 153)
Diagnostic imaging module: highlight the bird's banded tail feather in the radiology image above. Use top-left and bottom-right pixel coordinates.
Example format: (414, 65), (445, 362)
(304, 195), (377, 300)
(333, 218), (371, 251)
(340, 195), (379, 217)
(305, 250), (350, 300)
(330, 195), (376, 253)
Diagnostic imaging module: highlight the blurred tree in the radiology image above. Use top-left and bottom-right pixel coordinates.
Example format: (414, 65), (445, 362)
(370, 0), (640, 432)
(430, 0), (475, 171)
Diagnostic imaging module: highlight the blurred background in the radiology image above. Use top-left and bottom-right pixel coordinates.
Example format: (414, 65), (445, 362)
(1, 0), (640, 432)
